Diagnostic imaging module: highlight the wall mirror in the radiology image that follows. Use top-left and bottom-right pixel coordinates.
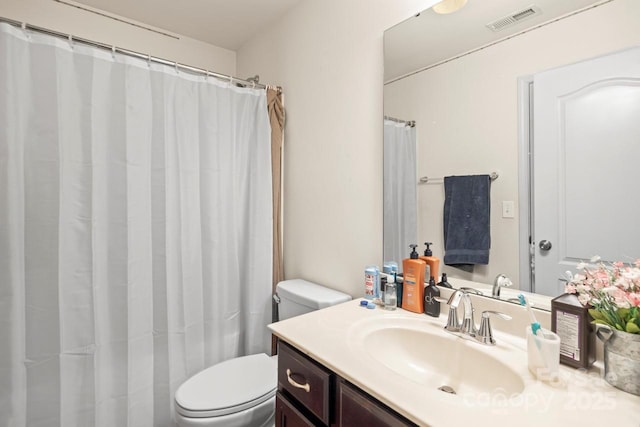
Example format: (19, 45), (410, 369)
(383, 0), (640, 309)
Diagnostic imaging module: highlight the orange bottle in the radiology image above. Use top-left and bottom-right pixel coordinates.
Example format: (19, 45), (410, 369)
(420, 242), (440, 285)
(402, 245), (426, 313)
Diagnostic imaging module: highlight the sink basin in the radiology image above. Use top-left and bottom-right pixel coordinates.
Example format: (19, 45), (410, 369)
(350, 316), (525, 398)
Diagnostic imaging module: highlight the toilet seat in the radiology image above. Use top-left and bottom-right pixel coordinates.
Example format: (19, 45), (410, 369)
(175, 353), (277, 419)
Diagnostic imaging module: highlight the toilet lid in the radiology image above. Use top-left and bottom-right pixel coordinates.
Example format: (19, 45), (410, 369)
(175, 353), (277, 418)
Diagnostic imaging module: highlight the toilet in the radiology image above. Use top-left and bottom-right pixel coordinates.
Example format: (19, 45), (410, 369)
(174, 279), (351, 427)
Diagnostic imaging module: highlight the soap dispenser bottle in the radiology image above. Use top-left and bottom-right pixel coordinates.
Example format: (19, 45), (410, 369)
(424, 276), (440, 317)
(437, 273), (452, 288)
(402, 244), (426, 313)
(419, 242), (440, 285)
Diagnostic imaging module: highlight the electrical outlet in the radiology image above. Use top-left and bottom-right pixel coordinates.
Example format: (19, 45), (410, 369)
(502, 201), (515, 218)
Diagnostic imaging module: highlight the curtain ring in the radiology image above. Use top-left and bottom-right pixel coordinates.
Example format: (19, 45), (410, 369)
(68, 34), (73, 48)
(229, 76), (233, 86)
(111, 45), (116, 59)
(147, 54), (151, 67)
(174, 62), (178, 73)
(204, 70), (209, 80)
(252, 80), (256, 89)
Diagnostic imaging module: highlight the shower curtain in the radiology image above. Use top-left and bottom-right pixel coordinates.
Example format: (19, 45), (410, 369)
(0, 23), (272, 427)
(383, 119), (417, 270)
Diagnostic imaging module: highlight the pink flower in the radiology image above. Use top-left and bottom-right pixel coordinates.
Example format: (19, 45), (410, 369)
(576, 284), (591, 293)
(569, 257), (640, 333)
(616, 277), (631, 290)
(628, 293), (640, 308)
(578, 293), (591, 306)
(623, 269), (640, 281)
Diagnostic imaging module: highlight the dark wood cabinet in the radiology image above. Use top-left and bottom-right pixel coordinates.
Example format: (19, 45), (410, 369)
(278, 339), (332, 425)
(275, 392), (316, 427)
(335, 379), (415, 427)
(276, 341), (417, 427)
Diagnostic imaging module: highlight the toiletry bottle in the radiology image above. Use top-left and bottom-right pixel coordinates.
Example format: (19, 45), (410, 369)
(395, 271), (403, 308)
(383, 273), (397, 310)
(402, 245), (426, 313)
(364, 265), (379, 300)
(419, 242), (440, 285)
(551, 293), (595, 369)
(383, 261), (398, 275)
(424, 276), (440, 317)
(383, 262), (401, 306)
(437, 273), (452, 288)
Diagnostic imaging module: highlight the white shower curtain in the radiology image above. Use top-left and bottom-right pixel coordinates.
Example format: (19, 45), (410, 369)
(383, 119), (417, 270)
(0, 23), (272, 427)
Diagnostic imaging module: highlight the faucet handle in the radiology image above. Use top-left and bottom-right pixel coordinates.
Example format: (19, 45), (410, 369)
(482, 310), (512, 321)
(476, 310), (512, 346)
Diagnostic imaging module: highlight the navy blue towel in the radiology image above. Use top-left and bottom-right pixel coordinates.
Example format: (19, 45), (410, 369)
(443, 175), (491, 266)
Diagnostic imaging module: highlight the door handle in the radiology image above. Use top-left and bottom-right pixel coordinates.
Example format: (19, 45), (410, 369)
(538, 240), (552, 251)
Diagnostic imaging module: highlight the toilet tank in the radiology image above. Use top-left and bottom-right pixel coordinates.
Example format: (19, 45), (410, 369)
(276, 279), (351, 321)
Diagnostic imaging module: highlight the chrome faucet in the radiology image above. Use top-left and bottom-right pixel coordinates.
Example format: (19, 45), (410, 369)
(444, 289), (476, 336)
(441, 289), (511, 345)
(492, 274), (512, 298)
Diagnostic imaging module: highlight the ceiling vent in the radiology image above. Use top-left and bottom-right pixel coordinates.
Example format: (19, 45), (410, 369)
(486, 5), (542, 32)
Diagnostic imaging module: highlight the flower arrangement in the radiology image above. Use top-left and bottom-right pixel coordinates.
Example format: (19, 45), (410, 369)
(565, 256), (640, 334)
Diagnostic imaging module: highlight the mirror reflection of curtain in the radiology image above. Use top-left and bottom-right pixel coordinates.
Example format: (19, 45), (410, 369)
(0, 23), (273, 426)
(383, 119), (417, 271)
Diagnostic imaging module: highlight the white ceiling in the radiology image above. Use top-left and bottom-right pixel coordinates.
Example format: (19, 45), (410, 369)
(384, 0), (610, 81)
(72, 0), (303, 50)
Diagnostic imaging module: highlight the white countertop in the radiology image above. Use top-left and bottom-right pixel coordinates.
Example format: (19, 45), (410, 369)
(269, 299), (640, 427)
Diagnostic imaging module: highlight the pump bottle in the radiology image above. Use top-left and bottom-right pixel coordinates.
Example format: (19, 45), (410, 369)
(419, 242), (440, 285)
(402, 244), (426, 313)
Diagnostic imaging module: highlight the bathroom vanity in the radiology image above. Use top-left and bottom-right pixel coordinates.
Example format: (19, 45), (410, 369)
(269, 298), (640, 427)
(276, 340), (416, 426)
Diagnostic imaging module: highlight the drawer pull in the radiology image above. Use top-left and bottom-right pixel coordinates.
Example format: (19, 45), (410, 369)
(286, 368), (311, 393)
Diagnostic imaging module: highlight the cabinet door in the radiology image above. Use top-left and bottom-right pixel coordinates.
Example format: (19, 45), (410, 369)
(276, 392), (316, 427)
(335, 380), (417, 427)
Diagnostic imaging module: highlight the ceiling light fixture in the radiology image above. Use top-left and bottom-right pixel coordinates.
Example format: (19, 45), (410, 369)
(432, 0), (468, 15)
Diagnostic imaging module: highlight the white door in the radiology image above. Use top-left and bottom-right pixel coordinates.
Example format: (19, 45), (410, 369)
(533, 47), (640, 296)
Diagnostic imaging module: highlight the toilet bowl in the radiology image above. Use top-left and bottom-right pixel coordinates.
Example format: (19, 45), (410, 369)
(174, 279), (351, 427)
(175, 354), (277, 427)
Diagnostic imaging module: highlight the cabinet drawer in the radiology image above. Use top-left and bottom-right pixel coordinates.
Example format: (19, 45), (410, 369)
(336, 379), (417, 427)
(278, 341), (332, 425)
(276, 392), (315, 427)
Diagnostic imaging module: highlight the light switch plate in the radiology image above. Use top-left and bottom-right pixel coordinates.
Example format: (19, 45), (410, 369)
(502, 201), (515, 218)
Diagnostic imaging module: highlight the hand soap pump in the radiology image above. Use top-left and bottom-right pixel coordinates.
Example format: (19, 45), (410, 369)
(402, 244), (426, 313)
(419, 242), (440, 284)
(437, 273), (452, 288)
(424, 276), (440, 317)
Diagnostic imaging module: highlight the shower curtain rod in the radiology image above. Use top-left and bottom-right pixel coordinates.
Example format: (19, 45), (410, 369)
(384, 115), (415, 127)
(0, 16), (279, 92)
